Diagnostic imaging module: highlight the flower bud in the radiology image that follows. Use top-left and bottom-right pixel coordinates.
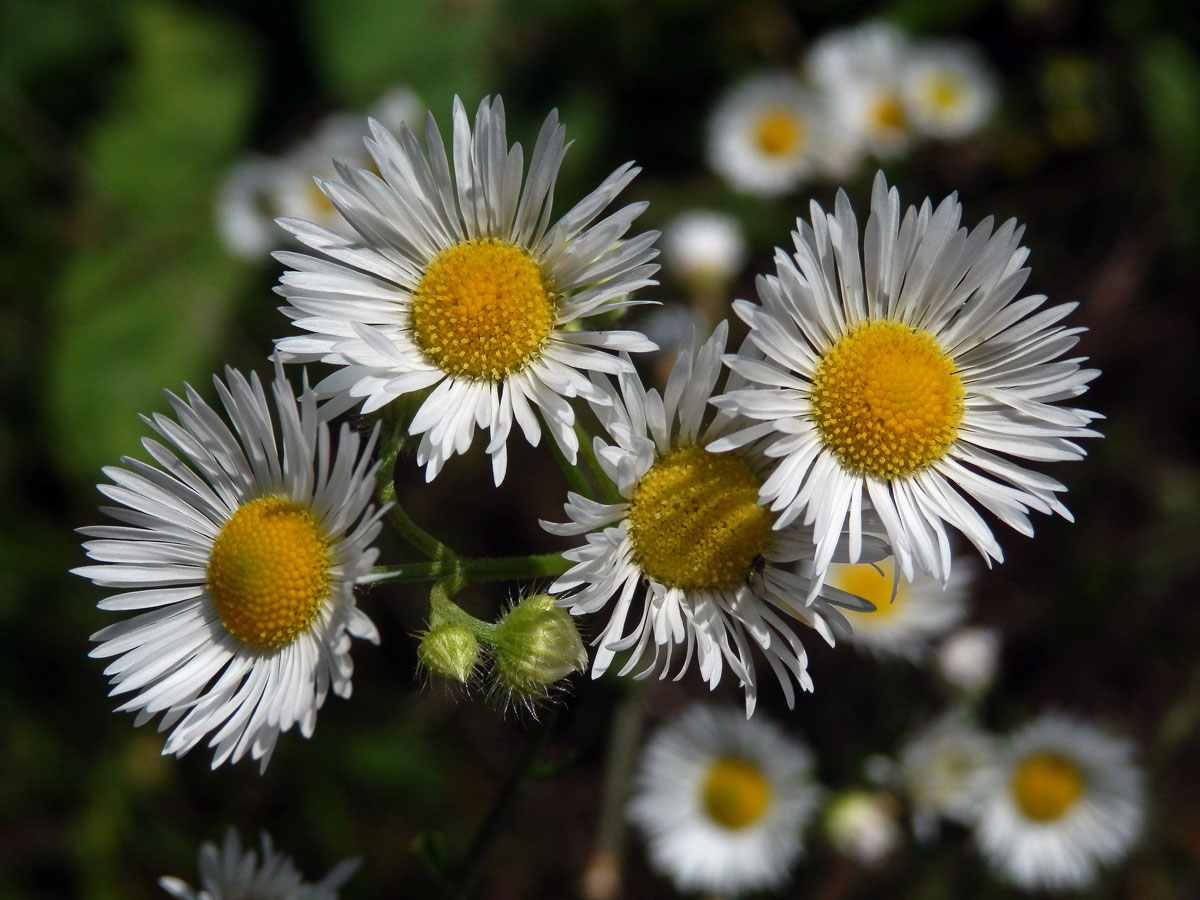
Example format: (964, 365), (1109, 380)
(417, 622), (480, 684)
(491, 593), (587, 702)
(935, 626), (1000, 695)
(823, 789), (901, 867)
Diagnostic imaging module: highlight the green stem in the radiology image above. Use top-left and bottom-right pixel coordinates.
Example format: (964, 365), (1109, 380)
(376, 416), (460, 562)
(374, 551), (569, 585)
(575, 419), (622, 505)
(539, 410), (595, 499)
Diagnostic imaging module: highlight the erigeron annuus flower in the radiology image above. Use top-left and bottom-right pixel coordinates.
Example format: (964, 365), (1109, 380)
(661, 209), (747, 291)
(628, 704), (821, 896)
(706, 73), (843, 196)
(806, 21), (914, 158)
(543, 322), (887, 713)
(828, 555), (971, 660)
(973, 713), (1145, 890)
(159, 828), (358, 900)
(897, 711), (997, 841)
(74, 359), (383, 771)
(711, 172), (1101, 584)
(902, 40), (998, 140)
(274, 95), (660, 484)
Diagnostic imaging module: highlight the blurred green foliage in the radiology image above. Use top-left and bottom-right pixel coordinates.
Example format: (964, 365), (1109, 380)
(2, 0), (1200, 897)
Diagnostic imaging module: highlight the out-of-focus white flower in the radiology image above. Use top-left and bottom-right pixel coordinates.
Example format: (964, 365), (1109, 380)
(935, 626), (1000, 694)
(662, 209), (747, 290)
(903, 41), (998, 140)
(898, 711), (997, 841)
(824, 789), (902, 866)
(214, 155), (283, 259)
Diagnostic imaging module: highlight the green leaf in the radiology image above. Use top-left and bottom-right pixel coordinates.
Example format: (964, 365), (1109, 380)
(43, 1), (260, 483)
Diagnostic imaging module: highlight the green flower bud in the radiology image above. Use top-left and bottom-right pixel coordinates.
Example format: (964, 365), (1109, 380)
(491, 593), (587, 701)
(417, 622), (480, 684)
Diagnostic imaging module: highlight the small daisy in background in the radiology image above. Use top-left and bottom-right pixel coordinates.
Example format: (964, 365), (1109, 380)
(74, 358), (383, 771)
(935, 626), (1001, 695)
(544, 322), (887, 713)
(660, 209), (747, 294)
(159, 828), (358, 900)
(972, 713), (1145, 891)
(628, 704), (820, 897)
(807, 21), (914, 159)
(897, 711), (997, 841)
(274, 95), (660, 484)
(706, 73), (845, 196)
(826, 555), (971, 661)
(902, 41), (998, 140)
(712, 171), (1101, 585)
(823, 788), (903, 867)
(215, 86), (424, 260)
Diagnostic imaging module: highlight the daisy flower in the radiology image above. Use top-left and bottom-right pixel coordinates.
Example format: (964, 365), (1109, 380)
(214, 154), (283, 260)
(74, 359), (383, 771)
(902, 40), (998, 140)
(159, 828), (358, 900)
(706, 73), (845, 196)
(711, 172), (1101, 584)
(828, 555), (971, 661)
(973, 713), (1145, 890)
(897, 711), (997, 841)
(807, 21), (914, 159)
(544, 321), (887, 713)
(274, 95), (660, 484)
(935, 625), (1000, 695)
(628, 704), (820, 896)
(661, 209), (747, 291)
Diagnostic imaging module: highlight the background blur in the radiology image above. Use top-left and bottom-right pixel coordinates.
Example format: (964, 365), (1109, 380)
(3, 0), (1200, 896)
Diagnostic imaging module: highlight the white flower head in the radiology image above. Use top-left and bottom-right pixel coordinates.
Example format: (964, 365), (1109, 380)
(159, 828), (358, 900)
(829, 555), (971, 661)
(712, 172), (1102, 585)
(628, 704), (821, 897)
(273, 95), (659, 485)
(824, 789), (902, 866)
(74, 358), (383, 771)
(903, 40), (998, 140)
(807, 21), (914, 158)
(544, 321), (888, 714)
(935, 625), (1000, 694)
(661, 209), (747, 290)
(215, 155), (284, 260)
(973, 713), (1145, 890)
(898, 711), (997, 841)
(706, 73), (843, 195)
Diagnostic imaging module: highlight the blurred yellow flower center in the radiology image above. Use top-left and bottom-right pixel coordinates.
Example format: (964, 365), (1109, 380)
(1012, 752), (1085, 821)
(628, 446), (771, 591)
(871, 93), (907, 132)
(703, 757), (771, 829)
(412, 238), (556, 381)
(811, 320), (963, 480)
(755, 109), (805, 157)
(925, 72), (966, 113)
(207, 497), (331, 650)
(827, 558), (903, 621)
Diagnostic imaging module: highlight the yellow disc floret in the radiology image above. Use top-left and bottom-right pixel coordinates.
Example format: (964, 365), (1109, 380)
(1012, 752), (1086, 822)
(703, 757), (772, 829)
(810, 320), (964, 480)
(207, 496), (332, 650)
(755, 109), (806, 157)
(627, 445), (771, 591)
(924, 72), (966, 115)
(871, 93), (908, 133)
(411, 238), (556, 381)
(827, 557), (902, 621)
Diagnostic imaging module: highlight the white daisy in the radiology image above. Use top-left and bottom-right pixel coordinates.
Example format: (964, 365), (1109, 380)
(274, 95), (660, 484)
(706, 72), (844, 196)
(661, 209), (747, 291)
(903, 40), (998, 140)
(159, 828), (358, 900)
(935, 625), (1000, 694)
(711, 171), (1101, 584)
(828, 555), (971, 661)
(74, 359), (383, 771)
(897, 711), (997, 841)
(628, 704), (820, 897)
(214, 154), (283, 260)
(823, 789), (902, 866)
(973, 713), (1145, 890)
(543, 321), (887, 713)
(807, 21), (914, 159)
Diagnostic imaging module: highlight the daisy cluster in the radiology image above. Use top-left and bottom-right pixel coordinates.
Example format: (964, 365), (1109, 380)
(628, 704), (1145, 897)
(707, 20), (998, 196)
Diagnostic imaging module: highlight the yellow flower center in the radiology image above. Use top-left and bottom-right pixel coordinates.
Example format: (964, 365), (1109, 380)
(925, 72), (966, 114)
(703, 756), (772, 829)
(1012, 752), (1085, 822)
(827, 557), (903, 622)
(206, 497), (332, 650)
(411, 238), (556, 381)
(755, 109), (806, 157)
(870, 93), (907, 133)
(627, 446), (772, 591)
(810, 320), (964, 480)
